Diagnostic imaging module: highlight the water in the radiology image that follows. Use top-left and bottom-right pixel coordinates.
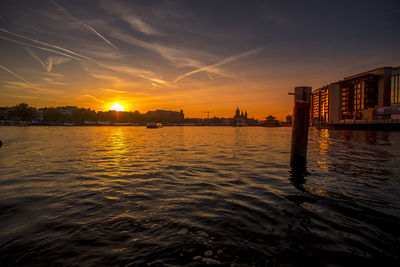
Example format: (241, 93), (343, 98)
(0, 126), (399, 266)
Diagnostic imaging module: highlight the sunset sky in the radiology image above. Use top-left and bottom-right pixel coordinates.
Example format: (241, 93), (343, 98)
(0, 0), (399, 119)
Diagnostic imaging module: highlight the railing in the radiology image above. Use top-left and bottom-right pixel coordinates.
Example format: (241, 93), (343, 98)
(336, 119), (400, 124)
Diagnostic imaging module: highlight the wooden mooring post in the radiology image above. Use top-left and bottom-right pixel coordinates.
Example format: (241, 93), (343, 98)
(289, 86), (312, 168)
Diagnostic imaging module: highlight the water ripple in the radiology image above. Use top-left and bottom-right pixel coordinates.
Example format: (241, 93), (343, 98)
(0, 126), (399, 265)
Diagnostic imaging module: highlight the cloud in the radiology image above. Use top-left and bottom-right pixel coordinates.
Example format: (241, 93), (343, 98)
(102, 88), (127, 94)
(174, 46), (265, 82)
(26, 47), (71, 72)
(2, 80), (66, 96)
(41, 77), (70, 86)
(137, 73), (174, 87)
(84, 94), (105, 103)
(0, 35), (84, 63)
(0, 64), (32, 86)
(50, 0), (118, 50)
(110, 31), (238, 79)
(99, 1), (162, 36)
(111, 31), (200, 67)
(45, 56), (71, 72)
(122, 15), (162, 36)
(0, 27), (93, 61)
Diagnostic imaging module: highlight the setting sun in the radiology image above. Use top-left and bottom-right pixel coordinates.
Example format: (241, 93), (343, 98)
(109, 103), (125, 111)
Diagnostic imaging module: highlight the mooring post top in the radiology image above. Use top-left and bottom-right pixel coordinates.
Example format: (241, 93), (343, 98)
(293, 86), (312, 103)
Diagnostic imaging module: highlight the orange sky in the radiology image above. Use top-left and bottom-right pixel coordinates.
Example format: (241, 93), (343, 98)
(1, 1), (399, 120)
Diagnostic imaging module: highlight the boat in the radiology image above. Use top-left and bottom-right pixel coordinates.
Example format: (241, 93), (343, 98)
(146, 122), (163, 128)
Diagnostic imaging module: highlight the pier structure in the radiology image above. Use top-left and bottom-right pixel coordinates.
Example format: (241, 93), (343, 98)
(290, 86), (312, 166)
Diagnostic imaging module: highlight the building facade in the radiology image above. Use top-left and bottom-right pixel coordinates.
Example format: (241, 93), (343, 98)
(391, 67), (400, 106)
(146, 109), (184, 124)
(311, 86), (329, 124)
(311, 66), (398, 125)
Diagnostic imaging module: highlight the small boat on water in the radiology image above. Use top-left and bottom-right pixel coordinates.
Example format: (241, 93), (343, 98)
(146, 122), (163, 128)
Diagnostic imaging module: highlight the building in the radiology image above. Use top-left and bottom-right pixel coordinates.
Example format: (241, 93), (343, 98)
(0, 107), (13, 120)
(391, 67), (400, 106)
(58, 106), (78, 116)
(36, 108), (46, 121)
(311, 86), (329, 125)
(146, 109), (184, 124)
(337, 67), (393, 121)
(310, 66), (397, 126)
(233, 107), (248, 126)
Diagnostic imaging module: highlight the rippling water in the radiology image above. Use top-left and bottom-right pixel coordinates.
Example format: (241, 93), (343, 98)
(0, 126), (399, 266)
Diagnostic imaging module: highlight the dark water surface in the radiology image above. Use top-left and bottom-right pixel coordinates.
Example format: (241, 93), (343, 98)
(0, 126), (399, 266)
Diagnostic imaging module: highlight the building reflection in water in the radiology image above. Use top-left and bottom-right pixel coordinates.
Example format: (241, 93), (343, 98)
(290, 128), (331, 192)
(318, 129), (330, 155)
(327, 130), (394, 179)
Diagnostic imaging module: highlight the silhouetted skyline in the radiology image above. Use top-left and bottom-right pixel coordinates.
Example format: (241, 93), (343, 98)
(0, 0), (399, 119)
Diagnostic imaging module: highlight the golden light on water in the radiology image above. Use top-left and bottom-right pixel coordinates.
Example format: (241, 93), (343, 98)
(109, 103), (125, 111)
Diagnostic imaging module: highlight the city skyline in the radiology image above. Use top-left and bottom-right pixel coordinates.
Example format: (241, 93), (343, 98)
(1, 0), (399, 119)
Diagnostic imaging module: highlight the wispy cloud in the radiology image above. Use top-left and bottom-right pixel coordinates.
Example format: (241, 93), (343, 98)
(41, 77), (70, 86)
(0, 27), (93, 61)
(111, 31), (200, 68)
(102, 88), (127, 94)
(2, 80), (66, 95)
(174, 47), (265, 82)
(0, 35), (85, 63)
(122, 15), (162, 36)
(84, 94), (105, 103)
(137, 73), (174, 87)
(50, 0), (118, 50)
(25, 47), (47, 70)
(0, 64), (32, 86)
(110, 31), (237, 79)
(25, 47), (70, 72)
(99, 1), (162, 36)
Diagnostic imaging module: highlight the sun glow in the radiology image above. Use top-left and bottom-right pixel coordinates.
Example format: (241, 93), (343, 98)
(109, 103), (125, 111)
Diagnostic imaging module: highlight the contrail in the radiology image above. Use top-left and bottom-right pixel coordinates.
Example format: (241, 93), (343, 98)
(25, 47), (48, 71)
(174, 47), (264, 82)
(50, 0), (118, 50)
(0, 35), (85, 62)
(0, 35), (125, 76)
(0, 27), (94, 61)
(0, 64), (32, 86)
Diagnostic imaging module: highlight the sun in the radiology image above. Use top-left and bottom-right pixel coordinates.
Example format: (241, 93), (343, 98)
(109, 103), (125, 111)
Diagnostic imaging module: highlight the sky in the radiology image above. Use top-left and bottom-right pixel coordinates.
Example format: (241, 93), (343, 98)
(0, 0), (399, 119)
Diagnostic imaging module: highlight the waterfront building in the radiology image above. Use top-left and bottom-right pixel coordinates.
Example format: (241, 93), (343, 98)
(36, 108), (46, 121)
(58, 106), (78, 116)
(146, 109), (184, 124)
(233, 107), (248, 126)
(391, 67), (400, 106)
(311, 86), (329, 125)
(0, 107), (12, 120)
(309, 66), (397, 126)
(336, 67), (392, 121)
